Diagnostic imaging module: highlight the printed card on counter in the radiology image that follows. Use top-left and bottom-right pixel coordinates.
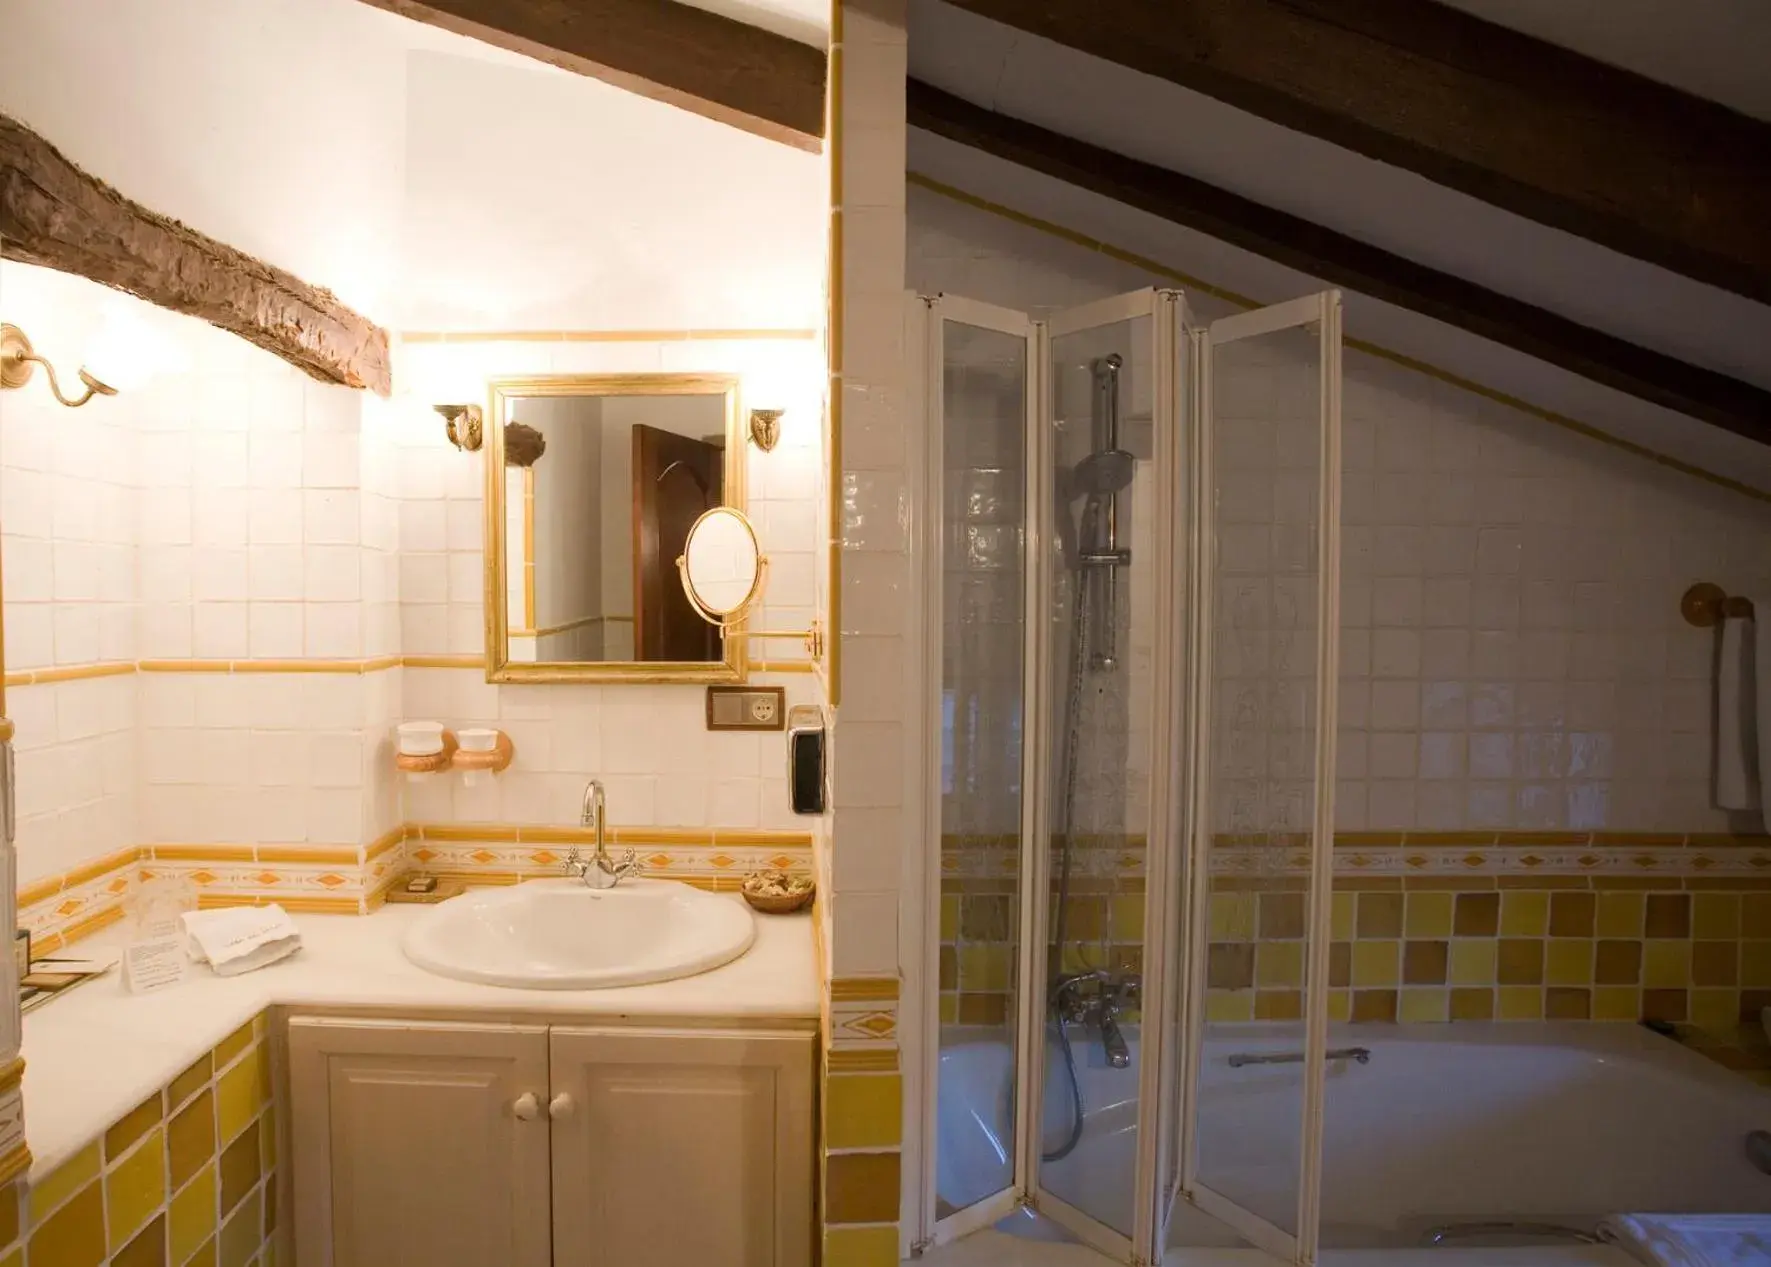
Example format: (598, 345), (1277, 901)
(123, 921), (188, 993)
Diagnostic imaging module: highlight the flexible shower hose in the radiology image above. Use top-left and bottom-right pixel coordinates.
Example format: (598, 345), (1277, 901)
(1045, 557), (1097, 1163)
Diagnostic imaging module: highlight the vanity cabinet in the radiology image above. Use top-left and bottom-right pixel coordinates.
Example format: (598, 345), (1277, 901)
(289, 1016), (814, 1267)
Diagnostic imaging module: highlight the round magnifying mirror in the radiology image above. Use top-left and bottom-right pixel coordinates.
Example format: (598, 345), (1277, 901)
(680, 507), (764, 623)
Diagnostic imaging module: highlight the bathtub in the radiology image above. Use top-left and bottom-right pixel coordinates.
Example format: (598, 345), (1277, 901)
(936, 1022), (1771, 1247)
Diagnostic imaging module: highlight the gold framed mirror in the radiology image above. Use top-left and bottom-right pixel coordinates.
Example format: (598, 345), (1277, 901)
(483, 373), (747, 683)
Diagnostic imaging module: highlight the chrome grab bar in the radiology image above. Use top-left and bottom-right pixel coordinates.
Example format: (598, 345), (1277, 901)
(1226, 1046), (1371, 1069)
(1425, 1221), (1599, 1246)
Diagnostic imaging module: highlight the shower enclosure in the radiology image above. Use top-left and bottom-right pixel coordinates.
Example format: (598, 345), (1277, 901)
(916, 288), (1344, 1264)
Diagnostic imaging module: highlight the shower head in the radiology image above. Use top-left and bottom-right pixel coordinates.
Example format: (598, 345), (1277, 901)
(1070, 447), (1135, 498)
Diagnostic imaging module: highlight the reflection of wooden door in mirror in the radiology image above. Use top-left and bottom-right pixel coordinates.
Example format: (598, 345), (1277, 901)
(634, 425), (724, 661)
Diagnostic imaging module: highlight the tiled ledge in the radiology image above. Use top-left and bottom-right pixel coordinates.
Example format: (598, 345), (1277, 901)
(20, 823), (816, 953)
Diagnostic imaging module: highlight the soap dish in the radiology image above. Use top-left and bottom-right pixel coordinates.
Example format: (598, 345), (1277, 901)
(741, 871), (814, 915)
(384, 873), (467, 905)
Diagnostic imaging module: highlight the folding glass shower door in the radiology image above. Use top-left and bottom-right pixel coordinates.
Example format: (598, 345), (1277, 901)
(918, 287), (1344, 1267)
(1168, 292), (1345, 1264)
(922, 295), (1041, 1245)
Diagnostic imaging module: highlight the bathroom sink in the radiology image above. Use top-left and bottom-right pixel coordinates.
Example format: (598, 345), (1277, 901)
(402, 879), (756, 989)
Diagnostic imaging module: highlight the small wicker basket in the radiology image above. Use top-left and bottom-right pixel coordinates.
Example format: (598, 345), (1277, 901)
(741, 871), (815, 915)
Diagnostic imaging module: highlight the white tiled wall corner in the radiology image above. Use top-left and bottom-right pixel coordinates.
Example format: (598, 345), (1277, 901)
(829, 0), (911, 986)
(908, 186), (1771, 834)
(2, 263), (397, 871)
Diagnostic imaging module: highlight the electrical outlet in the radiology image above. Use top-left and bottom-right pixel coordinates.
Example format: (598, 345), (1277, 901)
(705, 686), (787, 731)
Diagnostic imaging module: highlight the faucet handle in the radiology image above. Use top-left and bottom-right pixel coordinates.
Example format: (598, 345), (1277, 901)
(612, 849), (643, 878)
(563, 847), (588, 877)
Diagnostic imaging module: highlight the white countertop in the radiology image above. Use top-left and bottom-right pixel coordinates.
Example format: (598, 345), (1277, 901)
(21, 896), (818, 1180)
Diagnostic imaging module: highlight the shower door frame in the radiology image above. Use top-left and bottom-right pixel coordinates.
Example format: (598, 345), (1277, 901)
(914, 287), (1342, 1264)
(916, 293), (1048, 1250)
(1169, 290), (1345, 1265)
(1024, 288), (1189, 1266)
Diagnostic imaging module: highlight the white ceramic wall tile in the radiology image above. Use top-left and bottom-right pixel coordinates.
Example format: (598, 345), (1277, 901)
(908, 188), (1771, 833)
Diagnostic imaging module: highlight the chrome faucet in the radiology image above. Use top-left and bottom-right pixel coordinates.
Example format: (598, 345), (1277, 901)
(1052, 969), (1140, 1069)
(563, 779), (642, 889)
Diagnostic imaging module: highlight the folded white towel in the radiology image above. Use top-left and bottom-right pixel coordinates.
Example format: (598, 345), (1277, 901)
(181, 905), (301, 977)
(1601, 1214), (1771, 1267)
(1717, 612), (1760, 811)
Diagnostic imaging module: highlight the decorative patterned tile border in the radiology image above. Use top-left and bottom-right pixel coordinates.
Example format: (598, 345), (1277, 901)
(19, 823), (816, 949)
(828, 976), (901, 1051)
(937, 832), (1771, 880)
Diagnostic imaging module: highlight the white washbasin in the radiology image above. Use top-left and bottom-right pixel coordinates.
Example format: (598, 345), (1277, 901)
(402, 878), (756, 989)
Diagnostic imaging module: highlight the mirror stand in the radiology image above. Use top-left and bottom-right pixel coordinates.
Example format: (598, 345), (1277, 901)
(675, 554), (825, 659)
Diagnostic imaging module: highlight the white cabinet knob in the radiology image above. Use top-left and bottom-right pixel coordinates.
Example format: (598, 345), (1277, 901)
(512, 1092), (540, 1121)
(549, 1092), (574, 1119)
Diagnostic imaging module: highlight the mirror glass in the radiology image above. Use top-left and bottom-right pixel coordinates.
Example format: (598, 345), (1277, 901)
(486, 375), (745, 681)
(681, 508), (763, 620)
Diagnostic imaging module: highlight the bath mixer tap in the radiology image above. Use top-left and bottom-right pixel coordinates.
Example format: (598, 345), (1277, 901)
(1051, 969), (1140, 1068)
(1099, 1009), (1131, 1069)
(564, 779), (641, 889)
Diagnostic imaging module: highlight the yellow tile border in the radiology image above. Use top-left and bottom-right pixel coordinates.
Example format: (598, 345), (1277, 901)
(416, 823), (523, 844)
(364, 825), (406, 863)
(907, 170), (1771, 507)
(828, 1049), (899, 1073)
(195, 894), (364, 915)
(37, 904), (126, 955)
(1, 660), (136, 687)
(146, 845), (256, 862)
(3, 653), (816, 687)
(829, 976), (901, 1002)
(253, 845), (361, 865)
(398, 654), (485, 670)
(409, 822), (814, 849)
(0, 1140), (29, 1189)
(399, 328), (820, 344)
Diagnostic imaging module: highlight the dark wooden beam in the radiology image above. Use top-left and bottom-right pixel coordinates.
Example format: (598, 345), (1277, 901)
(909, 82), (1771, 447)
(0, 113), (391, 395)
(361, 0), (825, 150)
(933, 0), (1771, 304)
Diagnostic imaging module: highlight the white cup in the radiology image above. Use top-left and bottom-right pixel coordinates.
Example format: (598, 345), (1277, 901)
(398, 721), (445, 757)
(458, 727), (498, 753)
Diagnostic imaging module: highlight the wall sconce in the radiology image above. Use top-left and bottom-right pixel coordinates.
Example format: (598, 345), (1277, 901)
(435, 403), (483, 451)
(748, 408), (784, 452)
(0, 318), (151, 408)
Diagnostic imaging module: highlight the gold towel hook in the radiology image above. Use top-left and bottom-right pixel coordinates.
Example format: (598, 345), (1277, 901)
(1682, 582), (1755, 627)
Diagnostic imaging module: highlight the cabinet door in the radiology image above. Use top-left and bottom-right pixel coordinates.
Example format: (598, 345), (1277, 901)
(289, 1017), (552, 1267)
(549, 1026), (814, 1267)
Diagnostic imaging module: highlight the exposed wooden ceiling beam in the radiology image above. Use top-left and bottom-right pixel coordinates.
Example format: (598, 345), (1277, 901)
(932, 0), (1771, 304)
(909, 82), (1771, 448)
(361, 0), (825, 150)
(0, 113), (391, 394)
